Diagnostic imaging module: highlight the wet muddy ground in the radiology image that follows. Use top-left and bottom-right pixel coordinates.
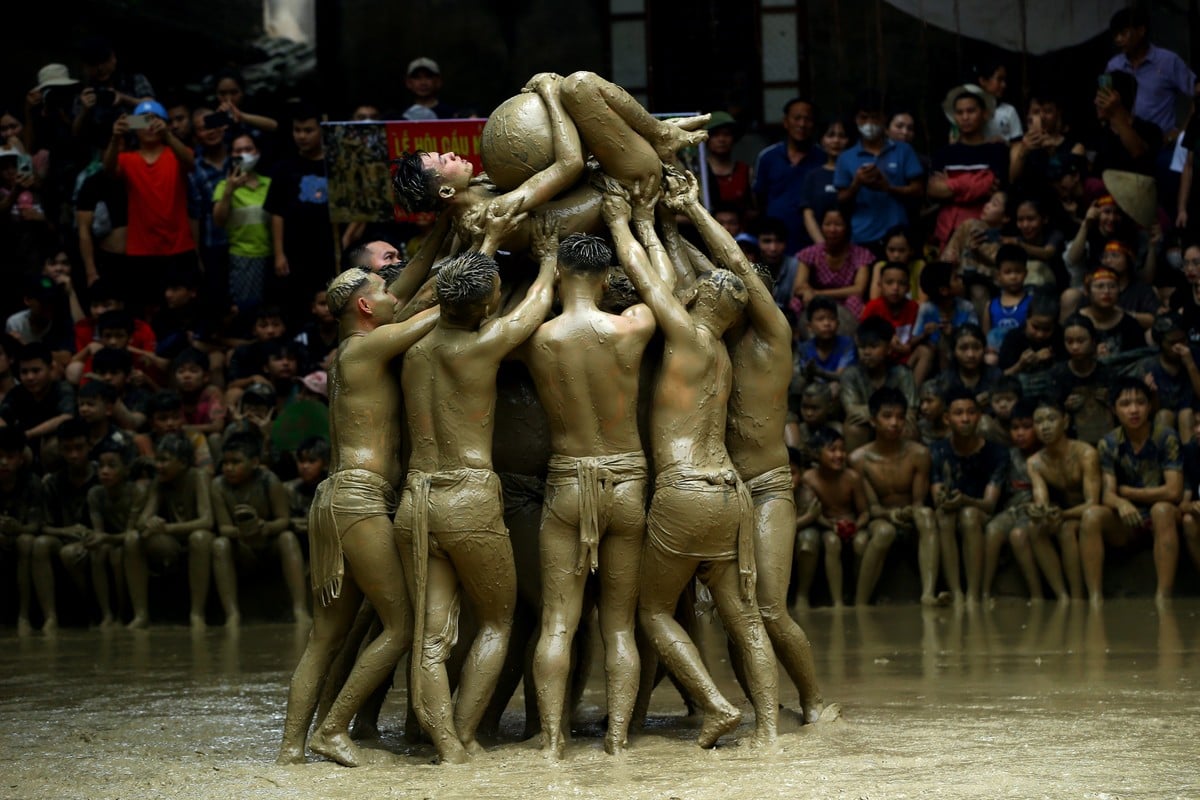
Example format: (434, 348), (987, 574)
(2, 599), (1197, 799)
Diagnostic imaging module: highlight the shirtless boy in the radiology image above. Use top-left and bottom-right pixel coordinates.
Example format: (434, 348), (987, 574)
(1084, 377), (1182, 608)
(666, 170), (826, 722)
(1026, 396), (1099, 602)
(603, 192), (779, 748)
(395, 223), (557, 764)
(802, 427), (869, 608)
(517, 226), (657, 758)
(850, 387), (938, 605)
(277, 268), (440, 767)
(930, 386), (1008, 605)
(392, 72), (705, 253)
(982, 401), (1041, 603)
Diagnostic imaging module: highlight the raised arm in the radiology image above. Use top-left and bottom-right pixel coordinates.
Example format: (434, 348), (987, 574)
(656, 202), (698, 287)
(360, 305), (441, 362)
(603, 191), (693, 343)
(388, 213), (453, 307)
(666, 169), (788, 340)
(628, 181), (675, 290)
(479, 214), (557, 351)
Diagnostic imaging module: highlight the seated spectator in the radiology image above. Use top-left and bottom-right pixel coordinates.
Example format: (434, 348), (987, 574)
(913, 261), (978, 381)
(974, 54), (1023, 143)
(224, 306), (288, 409)
(999, 292), (1066, 401)
(799, 426), (868, 608)
(1010, 90), (1087, 190)
(983, 244), (1033, 358)
(292, 288), (337, 373)
(1004, 196), (1065, 289)
(210, 429), (308, 626)
(941, 189), (1009, 318)
(796, 296), (856, 383)
(1078, 267), (1151, 357)
(859, 261), (929, 373)
(0, 342), (75, 465)
(0, 333), (17, 407)
(802, 117), (851, 244)
(755, 217), (798, 312)
(1049, 314), (1115, 446)
(1141, 314), (1200, 440)
(285, 435), (328, 538)
(76, 379), (123, 458)
(85, 436), (144, 627)
(935, 323), (1003, 408)
(6, 275), (75, 362)
(72, 278), (156, 370)
(41, 417), (100, 630)
(90, 346), (150, 432)
(981, 401), (1040, 602)
(124, 432), (214, 628)
(839, 316), (918, 452)
(134, 390), (213, 473)
(868, 226), (926, 302)
(152, 266), (218, 368)
(67, 308), (166, 386)
(792, 206), (872, 323)
(171, 348), (227, 450)
(0, 427), (44, 634)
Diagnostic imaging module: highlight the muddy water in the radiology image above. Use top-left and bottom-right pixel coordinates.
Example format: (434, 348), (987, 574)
(2, 600), (1197, 799)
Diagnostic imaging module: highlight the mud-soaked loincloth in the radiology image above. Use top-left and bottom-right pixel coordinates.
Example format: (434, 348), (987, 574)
(545, 451), (648, 573)
(745, 464), (795, 508)
(308, 468), (397, 607)
(646, 465), (757, 599)
(396, 468), (509, 698)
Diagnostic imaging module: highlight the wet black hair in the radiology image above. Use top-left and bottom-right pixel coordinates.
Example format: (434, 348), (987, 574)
(856, 315), (895, 347)
(558, 234), (613, 274)
(869, 386), (908, 416)
(805, 295), (838, 322)
(1109, 375), (1154, 409)
(919, 261), (957, 299)
(55, 416), (90, 442)
(93, 346), (133, 375)
(808, 425), (844, 452)
(392, 151), (440, 213)
(995, 244), (1028, 269)
(96, 309), (135, 334)
(147, 389), (183, 415)
(78, 380), (117, 403)
(944, 385), (979, 410)
(436, 251), (500, 310)
(296, 435), (331, 463)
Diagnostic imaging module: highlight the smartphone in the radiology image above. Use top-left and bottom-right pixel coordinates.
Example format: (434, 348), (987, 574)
(125, 113), (152, 130)
(16, 154), (33, 178)
(204, 111), (233, 129)
(1098, 73), (1113, 91)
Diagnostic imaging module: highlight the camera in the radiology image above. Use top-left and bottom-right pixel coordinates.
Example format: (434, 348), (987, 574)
(95, 88), (116, 107)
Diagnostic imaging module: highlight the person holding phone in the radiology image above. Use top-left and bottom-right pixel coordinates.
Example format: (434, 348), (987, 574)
(212, 68), (278, 136)
(1091, 70), (1161, 179)
(214, 134), (272, 314)
(102, 100), (197, 318)
(191, 108), (232, 308)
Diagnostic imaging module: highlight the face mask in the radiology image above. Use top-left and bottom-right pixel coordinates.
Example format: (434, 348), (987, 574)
(858, 123), (882, 140)
(238, 153), (260, 172)
(1167, 249), (1183, 270)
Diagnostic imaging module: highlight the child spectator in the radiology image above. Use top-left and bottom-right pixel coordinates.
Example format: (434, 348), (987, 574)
(839, 316), (918, 452)
(91, 346), (150, 431)
(1088, 378), (1182, 607)
(0, 342), (75, 464)
(76, 379), (122, 458)
(124, 432), (215, 629)
(935, 323), (1003, 409)
(1050, 314), (1115, 445)
(285, 435), (329, 537)
(931, 386), (1009, 605)
(228, 384), (278, 468)
(792, 206), (872, 323)
(790, 445), (823, 611)
(849, 387), (938, 605)
(1027, 396), (1098, 603)
(135, 390), (213, 473)
(941, 189), (1008, 318)
(1005, 196), (1065, 288)
(796, 296), (856, 382)
(292, 288), (338, 373)
(918, 382), (949, 446)
(998, 292), (1065, 401)
(172, 348), (227, 451)
(867, 226), (926, 302)
(67, 308), (166, 386)
(151, 266), (218, 367)
(756, 218), (799, 311)
(1141, 314), (1200, 440)
(982, 400), (1040, 603)
(1178, 412), (1200, 579)
(6, 275), (75, 361)
(72, 278), (156, 368)
(0, 427), (44, 634)
(210, 430), (308, 625)
(913, 261), (978, 381)
(86, 437), (144, 627)
(983, 244), (1032, 359)
(42, 418), (100, 629)
(985, 376), (1024, 446)
(1078, 266), (1149, 358)
(799, 426), (868, 608)
(859, 262), (927, 373)
(224, 307), (288, 408)
(787, 381), (842, 458)
(974, 55), (1023, 142)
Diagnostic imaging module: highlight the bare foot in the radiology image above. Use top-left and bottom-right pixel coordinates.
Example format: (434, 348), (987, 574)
(462, 738), (485, 756)
(604, 734), (628, 756)
(126, 614), (148, 630)
(697, 703), (740, 748)
(98, 615), (115, 629)
(294, 607), (313, 626)
(812, 702), (843, 723)
(42, 616), (58, 635)
(309, 729), (361, 767)
(654, 116), (709, 161)
(1155, 592), (1172, 611)
(1089, 594), (1104, 610)
(225, 611), (241, 628)
(665, 113), (711, 131)
(436, 740), (470, 765)
(190, 613), (206, 631)
(276, 744), (306, 765)
(17, 617), (32, 636)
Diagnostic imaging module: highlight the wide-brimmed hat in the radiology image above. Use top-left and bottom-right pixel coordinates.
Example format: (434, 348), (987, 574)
(1102, 169), (1157, 228)
(34, 63), (79, 92)
(941, 83), (996, 124)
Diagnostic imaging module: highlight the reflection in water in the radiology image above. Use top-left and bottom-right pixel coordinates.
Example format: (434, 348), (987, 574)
(0, 602), (1197, 798)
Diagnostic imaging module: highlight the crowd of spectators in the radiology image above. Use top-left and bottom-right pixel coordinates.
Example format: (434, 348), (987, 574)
(2, 6), (1200, 633)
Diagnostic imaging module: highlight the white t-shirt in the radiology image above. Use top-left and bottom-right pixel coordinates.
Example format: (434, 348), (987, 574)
(985, 103), (1024, 143)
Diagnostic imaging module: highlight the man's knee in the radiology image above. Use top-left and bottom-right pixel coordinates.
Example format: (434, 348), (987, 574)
(32, 535), (59, 559)
(60, 542), (85, 565)
(189, 529), (213, 550)
(211, 534), (232, 559)
(796, 528), (820, 554)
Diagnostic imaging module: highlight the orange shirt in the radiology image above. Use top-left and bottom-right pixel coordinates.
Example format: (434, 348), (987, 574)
(118, 148), (195, 256)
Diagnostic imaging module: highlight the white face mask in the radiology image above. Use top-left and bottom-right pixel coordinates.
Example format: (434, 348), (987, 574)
(858, 123), (883, 141)
(238, 153), (259, 172)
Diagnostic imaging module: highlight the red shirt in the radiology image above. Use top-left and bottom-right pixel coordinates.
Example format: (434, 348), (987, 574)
(118, 148), (195, 256)
(860, 296), (919, 363)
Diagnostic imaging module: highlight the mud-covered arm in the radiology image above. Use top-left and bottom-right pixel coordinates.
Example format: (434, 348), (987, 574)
(163, 472), (213, 537)
(628, 182), (676, 291)
(263, 476), (291, 537)
(604, 192), (693, 343)
(388, 213), (453, 307)
(479, 215), (557, 352)
(360, 306), (441, 362)
(657, 203), (697, 287)
(209, 480), (239, 538)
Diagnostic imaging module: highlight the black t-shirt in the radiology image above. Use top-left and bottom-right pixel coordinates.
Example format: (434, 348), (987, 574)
(932, 141), (1010, 186)
(998, 327), (1068, 400)
(263, 156), (334, 290)
(931, 438), (1008, 499)
(0, 381), (76, 433)
(800, 165), (839, 220)
(1090, 117), (1163, 177)
(1090, 312), (1148, 357)
(43, 468), (99, 527)
(76, 169), (128, 229)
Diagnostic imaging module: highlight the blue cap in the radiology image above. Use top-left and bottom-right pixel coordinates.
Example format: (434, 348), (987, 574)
(133, 100), (168, 120)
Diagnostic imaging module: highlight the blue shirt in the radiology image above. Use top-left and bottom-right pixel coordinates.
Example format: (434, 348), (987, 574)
(833, 139), (924, 245)
(192, 152), (231, 249)
(798, 335), (856, 374)
(1107, 45), (1195, 133)
(1098, 422), (1182, 493)
(914, 298), (979, 345)
(753, 142), (826, 253)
